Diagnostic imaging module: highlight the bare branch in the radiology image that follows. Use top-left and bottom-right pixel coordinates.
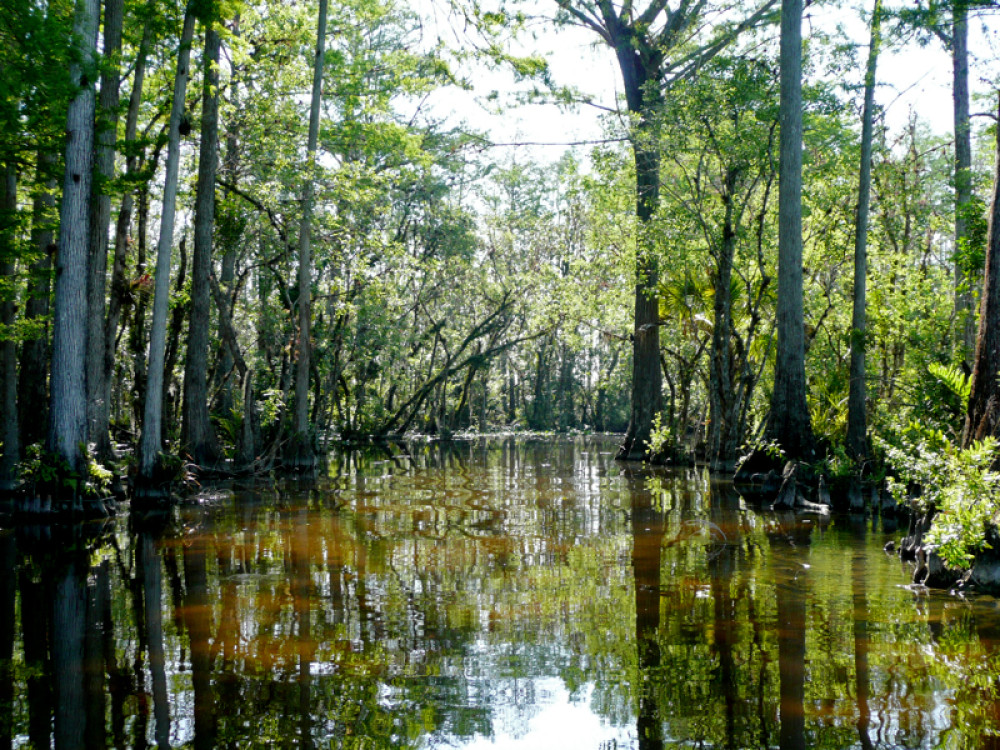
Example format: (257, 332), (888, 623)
(554, 0), (613, 44)
(661, 0), (780, 87)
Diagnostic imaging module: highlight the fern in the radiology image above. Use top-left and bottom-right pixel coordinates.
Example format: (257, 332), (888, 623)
(928, 362), (971, 403)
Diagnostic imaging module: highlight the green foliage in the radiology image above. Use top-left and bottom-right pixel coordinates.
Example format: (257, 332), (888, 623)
(809, 387), (848, 452)
(0, 0), (984, 470)
(878, 362), (973, 446)
(813, 443), (857, 481)
(647, 413), (673, 457)
(259, 388), (284, 432)
(20, 443), (112, 500)
(736, 437), (785, 472)
(882, 427), (1000, 569)
(928, 361), (972, 403)
(213, 408), (243, 459)
(955, 195), (989, 278)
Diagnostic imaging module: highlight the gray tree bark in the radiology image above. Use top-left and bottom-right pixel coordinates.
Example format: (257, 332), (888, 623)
(619, 116), (664, 460)
(138, 5), (196, 481)
(0, 163), (19, 489)
(953, 2), (975, 366)
(962, 94), (1000, 449)
(709, 168), (739, 472)
(765, 0), (814, 461)
(181, 20), (223, 466)
(846, 0), (882, 463)
(48, 0), (100, 472)
(104, 0), (154, 452)
(163, 235), (189, 441)
(290, 0), (328, 468)
(19, 153), (58, 448)
(129, 177), (153, 436)
(213, 236), (236, 415)
(213, 27), (241, 419)
(86, 0), (124, 458)
(609, 18), (663, 460)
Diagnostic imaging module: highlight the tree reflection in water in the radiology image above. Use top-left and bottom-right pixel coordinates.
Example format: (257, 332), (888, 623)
(707, 482), (741, 750)
(52, 539), (90, 748)
(623, 465), (664, 750)
(848, 507), (875, 750)
(769, 512), (811, 750)
(135, 517), (170, 750)
(0, 531), (14, 749)
(19, 541), (53, 748)
(3, 439), (1000, 747)
(180, 531), (216, 749)
(292, 493), (315, 750)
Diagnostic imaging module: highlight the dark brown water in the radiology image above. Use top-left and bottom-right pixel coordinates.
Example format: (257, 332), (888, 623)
(2, 437), (1000, 749)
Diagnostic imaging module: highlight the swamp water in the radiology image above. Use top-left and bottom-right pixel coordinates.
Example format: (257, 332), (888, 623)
(2, 437), (1000, 749)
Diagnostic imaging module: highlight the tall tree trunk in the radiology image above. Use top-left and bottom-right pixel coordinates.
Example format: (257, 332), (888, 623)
(212, 242), (236, 416)
(129, 181), (152, 436)
(480, 367), (490, 429)
(86, 0), (124, 458)
(163, 235), (189, 442)
(618, 113), (663, 460)
(710, 170), (738, 472)
(290, 0), (328, 468)
(48, 0), (100, 473)
(505, 355), (516, 424)
(0, 164), (19, 489)
(19, 155), (58, 448)
(963, 94), (1000, 448)
(953, 2), (975, 366)
(181, 19), (223, 467)
(846, 0), (882, 463)
(104, 0), (154, 448)
(451, 360), (478, 429)
(557, 0), (776, 462)
(213, 35), (241, 419)
(565, 7), (667, 461)
(765, 0), (814, 461)
(138, 5), (196, 482)
(207, 208), (262, 465)
(0, 60), (19, 489)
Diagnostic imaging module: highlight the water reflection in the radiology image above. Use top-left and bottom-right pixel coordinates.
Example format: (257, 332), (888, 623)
(708, 483), (740, 750)
(623, 466), (664, 750)
(770, 513), (810, 750)
(5, 439), (1000, 747)
(135, 519), (170, 750)
(1, 531), (14, 750)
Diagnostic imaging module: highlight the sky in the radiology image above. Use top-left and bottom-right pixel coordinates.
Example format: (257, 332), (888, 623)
(441, 678), (634, 749)
(420, 1), (1000, 166)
